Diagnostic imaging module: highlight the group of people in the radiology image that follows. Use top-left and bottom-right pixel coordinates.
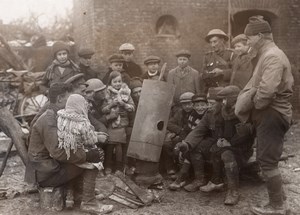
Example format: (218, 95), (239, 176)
(25, 15), (294, 215)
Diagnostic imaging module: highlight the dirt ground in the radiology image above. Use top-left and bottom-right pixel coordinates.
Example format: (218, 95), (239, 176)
(0, 123), (300, 215)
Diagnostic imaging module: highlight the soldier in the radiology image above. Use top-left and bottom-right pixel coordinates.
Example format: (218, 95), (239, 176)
(202, 29), (235, 93)
(119, 43), (143, 78)
(236, 16), (294, 215)
(78, 48), (101, 81)
(142, 55), (163, 80)
(230, 34), (256, 89)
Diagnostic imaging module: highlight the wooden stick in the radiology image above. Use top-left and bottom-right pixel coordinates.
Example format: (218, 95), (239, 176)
(158, 63), (167, 81)
(109, 193), (139, 209)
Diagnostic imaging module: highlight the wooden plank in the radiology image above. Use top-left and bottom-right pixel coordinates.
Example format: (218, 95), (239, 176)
(109, 193), (139, 209)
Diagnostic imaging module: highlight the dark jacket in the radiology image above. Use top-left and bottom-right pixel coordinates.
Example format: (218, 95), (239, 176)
(27, 106), (86, 183)
(202, 49), (235, 91)
(230, 47), (256, 89)
(79, 63), (101, 81)
(123, 61), (143, 78)
(167, 108), (192, 139)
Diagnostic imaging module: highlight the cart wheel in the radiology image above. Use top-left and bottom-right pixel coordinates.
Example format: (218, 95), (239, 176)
(19, 94), (48, 125)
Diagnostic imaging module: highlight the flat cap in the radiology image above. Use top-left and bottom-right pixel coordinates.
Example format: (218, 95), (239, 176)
(179, 92), (195, 103)
(129, 77), (143, 90)
(119, 43), (135, 51)
(108, 54), (125, 63)
(144, 55), (161, 65)
(207, 87), (224, 100)
(192, 94), (207, 103)
(78, 48), (95, 58)
(231, 34), (247, 46)
(175, 49), (191, 58)
(217, 85), (241, 99)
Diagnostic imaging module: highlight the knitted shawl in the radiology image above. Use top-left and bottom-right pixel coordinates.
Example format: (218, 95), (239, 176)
(57, 94), (98, 159)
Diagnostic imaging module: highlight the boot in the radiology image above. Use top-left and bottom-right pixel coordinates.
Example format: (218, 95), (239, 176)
(224, 165), (240, 205)
(184, 154), (205, 192)
(251, 174), (286, 215)
(80, 169), (114, 214)
(169, 162), (190, 191)
(200, 181), (224, 192)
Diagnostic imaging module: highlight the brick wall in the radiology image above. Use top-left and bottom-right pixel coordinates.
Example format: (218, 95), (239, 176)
(73, 0), (300, 115)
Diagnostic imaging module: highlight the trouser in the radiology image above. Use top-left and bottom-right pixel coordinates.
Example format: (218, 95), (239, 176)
(161, 140), (177, 172)
(38, 163), (84, 188)
(252, 108), (289, 206)
(105, 143), (127, 170)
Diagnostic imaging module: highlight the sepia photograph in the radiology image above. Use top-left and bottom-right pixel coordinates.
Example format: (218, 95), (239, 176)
(0, 0), (299, 214)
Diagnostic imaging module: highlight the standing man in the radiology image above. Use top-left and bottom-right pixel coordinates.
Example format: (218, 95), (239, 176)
(238, 16), (294, 215)
(119, 43), (143, 78)
(202, 29), (235, 93)
(78, 48), (101, 81)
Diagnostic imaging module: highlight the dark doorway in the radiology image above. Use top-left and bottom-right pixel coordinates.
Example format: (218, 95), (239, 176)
(232, 9), (277, 37)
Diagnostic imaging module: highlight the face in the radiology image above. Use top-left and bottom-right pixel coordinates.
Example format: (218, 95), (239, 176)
(209, 36), (225, 52)
(207, 99), (217, 110)
(56, 50), (68, 63)
(121, 51), (133, 62)
(246, 34), (261, 48)
(56, 92), (71, 109)
(177, 56), (189, 68)
(132, 87), (142, 103)
(147, 62), (159, 73)
(181, 101), (193, 113)
(94, 90), (106, 101)
(79, 56), (92, 67)
(111, 75), (122, 90)
(85, 89), (95, 101)
(222, 97), (237, 109)
(234, 42), (249, 56)
(193, 101), (208, 115)
(110, 62), (123, 72)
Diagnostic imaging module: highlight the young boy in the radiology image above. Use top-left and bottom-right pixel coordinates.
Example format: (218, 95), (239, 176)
(142, 55), (163, 80)
(167, 50), (201, 105)
(162, 92), (194, 180)
(102, 54), (131, 86)
(230, 34), (256, 89)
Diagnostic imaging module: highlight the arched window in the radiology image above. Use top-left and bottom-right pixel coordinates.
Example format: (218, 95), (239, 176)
(156, 15), (179, 37)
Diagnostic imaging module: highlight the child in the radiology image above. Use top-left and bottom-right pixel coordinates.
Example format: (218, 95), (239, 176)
(57, 94), (107, 208)
(41, 41), (80, 93)
(142, 55), (163, 80)
(188, 94), (209, 130)
(103, 54), (131, 86)
(167, 50), (201, 105)
(102, 71), (135, 174)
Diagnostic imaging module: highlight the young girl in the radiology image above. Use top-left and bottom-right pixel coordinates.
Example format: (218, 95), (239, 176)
(57, 94), (107, 208)
(102, 71), (135, 174)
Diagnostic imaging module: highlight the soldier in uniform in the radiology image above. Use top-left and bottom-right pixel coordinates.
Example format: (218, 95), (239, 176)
(202, 29), (235, 93)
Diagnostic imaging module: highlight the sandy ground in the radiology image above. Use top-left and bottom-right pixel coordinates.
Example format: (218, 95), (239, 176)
(0, 123), (300, 215)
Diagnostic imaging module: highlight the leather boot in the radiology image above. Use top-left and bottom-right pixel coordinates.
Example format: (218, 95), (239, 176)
(184, 154), (205, 192)
(169, 162), (190, 191)
(80, 169), (114, 214)
(251, 174), (286, 215)
(224, 165), (240, 205)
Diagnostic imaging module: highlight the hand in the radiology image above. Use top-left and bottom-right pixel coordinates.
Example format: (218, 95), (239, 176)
(86, 148), (104, 163)
(97, 132), (108, 143)
(217, 138), (231, 147)
(211, 68), (223, 76)
(175, 141), (189, 153)
(106, 109), (119, 120)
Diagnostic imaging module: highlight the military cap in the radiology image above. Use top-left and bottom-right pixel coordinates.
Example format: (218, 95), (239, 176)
(144, 55), (161, 65)
(78, 48), (95, 58)
(244, 16), (271, 36)
(192, 94), (207, 103)
(179, 92), (195, 103)
(175, 49), (191, 58)
(217, 85), (241, 99)
(85, 78), (106, 92)
(205, 29), (229, 43)
(207, 87), (224, 100)
(108, 54), (125, 63)
(64, 73), (85, 85)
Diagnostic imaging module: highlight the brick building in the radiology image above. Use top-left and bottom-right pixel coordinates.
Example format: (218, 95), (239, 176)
(73, 0), (300, 115)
